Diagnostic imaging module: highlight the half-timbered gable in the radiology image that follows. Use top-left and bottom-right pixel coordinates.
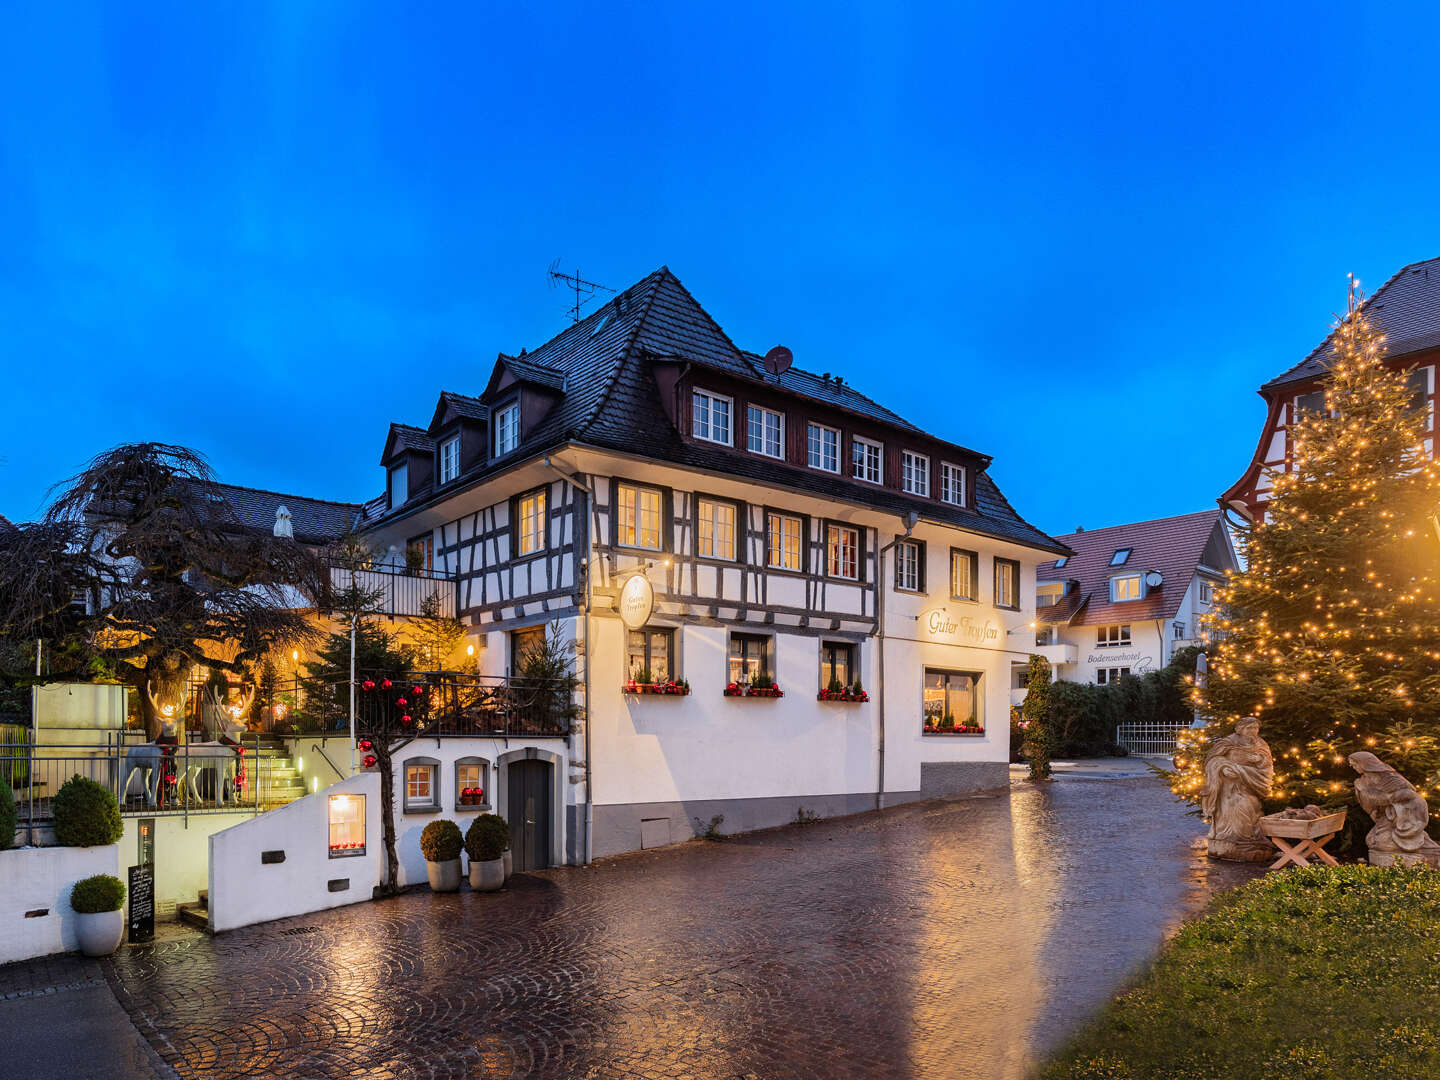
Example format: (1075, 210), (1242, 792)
(1225, 257), (1440, 522)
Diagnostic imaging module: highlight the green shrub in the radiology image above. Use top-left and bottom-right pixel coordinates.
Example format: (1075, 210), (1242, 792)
(465, 813), (509, 862)
(52, 775), (122, 847)
(419, 819), (462, 862)
(0, 775), (14, 851)
(70, 873), (125, 914)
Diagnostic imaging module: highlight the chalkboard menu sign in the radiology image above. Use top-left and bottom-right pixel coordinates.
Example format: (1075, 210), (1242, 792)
(128, 865), (155, 944)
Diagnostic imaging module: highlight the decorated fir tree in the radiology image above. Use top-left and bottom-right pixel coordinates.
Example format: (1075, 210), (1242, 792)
(1173, 288), (1440, 829)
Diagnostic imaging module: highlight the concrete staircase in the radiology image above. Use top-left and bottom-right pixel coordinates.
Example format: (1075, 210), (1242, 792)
(178, 889), (209, 931)
(251, 735), (307, 808)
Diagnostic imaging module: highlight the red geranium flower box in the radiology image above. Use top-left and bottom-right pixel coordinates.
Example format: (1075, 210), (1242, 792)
(623, 680), (691, 696)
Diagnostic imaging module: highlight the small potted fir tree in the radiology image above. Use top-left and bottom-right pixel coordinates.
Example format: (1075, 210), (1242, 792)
(465, 814), (509, 892)
(71, 874), (126, 957)
(419, 819), (463, 893)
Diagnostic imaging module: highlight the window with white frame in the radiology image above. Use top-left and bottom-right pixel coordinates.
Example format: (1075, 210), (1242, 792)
(388, 463), (408, 508)
(852, 437), (883, 484)
(454, 758), (489, 810)
(901, 451), (930, 496)
(767, 512), (804, 571)
(1173, 621), (1186, 640)
(951, 548), (978, 601)
(1035, 583), (1063, 609)
(1111, 574), (1143, 601)
(439, 436), (460, 483)
(807, 423), (840, 472)
(493, 402), (519, 456)
(516, 488), (547, 556)
(895, 539), (924, 591)
(746, 405), (783, 458)
(826, 524), (859, 580)
(1095, 667), (1131, 686)
(403, 759), (439, 812)
(1096, 624), (1132, 648)
(1199, 580), (1213, 604)
(1407, 368), (1430, 421)
(939, 462), (965, 505)
(696, 498), (737, 560)
(994, 558), (1020, 609)
(617, 483), (663, 550)
(692, 389), (733, 445)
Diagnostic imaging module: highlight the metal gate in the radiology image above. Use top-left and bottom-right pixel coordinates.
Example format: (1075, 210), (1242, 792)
(1115, 722), (1189, 758)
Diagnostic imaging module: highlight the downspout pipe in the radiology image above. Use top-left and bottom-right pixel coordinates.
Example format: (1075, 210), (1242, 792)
(545, 456), (597, 866)
(875, 511), (920, 812)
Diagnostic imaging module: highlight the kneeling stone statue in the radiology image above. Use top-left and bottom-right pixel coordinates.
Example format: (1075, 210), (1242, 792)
(1202, 717), (1275, 862)
(1349, 751), (1440, 868)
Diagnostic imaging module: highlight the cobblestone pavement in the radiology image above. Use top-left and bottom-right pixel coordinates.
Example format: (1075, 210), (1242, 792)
(95, 778), (1257, 1080)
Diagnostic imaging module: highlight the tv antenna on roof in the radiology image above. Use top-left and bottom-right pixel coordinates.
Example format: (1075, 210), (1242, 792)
(548, 260), (615, 324)
(762, 345), (793, 380)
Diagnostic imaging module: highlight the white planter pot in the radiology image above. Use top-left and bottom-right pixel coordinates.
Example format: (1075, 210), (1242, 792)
(426, 858), (462, 893)
(469, 858), (504, 892)
(502, 848), (512, 880)
(75, 909), (124, 957)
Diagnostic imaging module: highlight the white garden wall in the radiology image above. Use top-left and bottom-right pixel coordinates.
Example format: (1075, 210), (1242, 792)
(0, 844), (119, 965)
(118, 812), (253, 920)
(209, 772), (382, 933)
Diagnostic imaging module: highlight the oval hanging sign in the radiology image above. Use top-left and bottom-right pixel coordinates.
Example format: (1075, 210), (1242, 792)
(618, 574), (655, 630)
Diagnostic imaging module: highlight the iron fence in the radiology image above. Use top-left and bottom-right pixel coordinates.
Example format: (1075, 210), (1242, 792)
(327, 562), (458, 619)
(2, 734), (271, 845)
(1115, 722), (1189, 758)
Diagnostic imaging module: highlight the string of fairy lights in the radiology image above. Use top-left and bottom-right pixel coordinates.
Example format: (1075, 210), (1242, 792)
(1172, 292), (1440, 811)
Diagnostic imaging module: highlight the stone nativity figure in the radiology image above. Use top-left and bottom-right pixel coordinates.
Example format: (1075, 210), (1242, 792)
(1202, 716), (1275, 861)
(1348, 751), (1440, 867)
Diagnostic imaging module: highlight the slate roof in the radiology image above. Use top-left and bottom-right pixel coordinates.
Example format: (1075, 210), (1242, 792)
(380, 423), (434, 465)
(433, 391), (488, 426)
(365, 267), (1063, 554)
(1034, 510), (1230, 626)
(202, 482), (362, 545)
(497, 354), (567, 391)
(1263, 257), (1440, 390)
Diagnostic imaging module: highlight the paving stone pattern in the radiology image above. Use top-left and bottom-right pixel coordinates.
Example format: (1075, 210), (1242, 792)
(102, 779), (1258, 1080)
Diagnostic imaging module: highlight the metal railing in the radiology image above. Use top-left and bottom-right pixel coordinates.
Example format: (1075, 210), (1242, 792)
(1115, 722), (1189, 758)
(327, 562), (458, 619)
(2, 734), (271, 845)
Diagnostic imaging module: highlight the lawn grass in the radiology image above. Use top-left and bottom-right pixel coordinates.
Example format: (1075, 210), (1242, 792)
(1039, 865), (1440, 1079)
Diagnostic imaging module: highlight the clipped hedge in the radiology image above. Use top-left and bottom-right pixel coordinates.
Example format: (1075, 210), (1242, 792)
(52, 775), (123, 848)
(1045, 647), (1200, 758)
(0, 775), (14, 850)
(419, 819), (462, 863)
(70, 873), (126, 914)
(465, 813), (509, 863)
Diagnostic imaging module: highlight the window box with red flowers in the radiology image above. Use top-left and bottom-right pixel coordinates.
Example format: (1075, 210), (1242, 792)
(922, 715), (985, 735)
(724, 673), (784, 699)
(817, 679), (869, 703)
(623, 677), (691, 696)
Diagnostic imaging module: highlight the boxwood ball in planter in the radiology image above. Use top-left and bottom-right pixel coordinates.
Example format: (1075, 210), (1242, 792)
(53, 775), (123, 848)
(420, 819), (463, 893)
(71, 873), (126, 957)
(465, 814), (509, 892)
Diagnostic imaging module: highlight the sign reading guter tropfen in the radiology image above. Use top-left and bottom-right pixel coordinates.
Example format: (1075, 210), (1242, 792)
(618, 574), (655, 630)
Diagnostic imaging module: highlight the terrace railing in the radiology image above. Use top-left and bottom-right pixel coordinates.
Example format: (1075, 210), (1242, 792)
(327, 562), (458, 619)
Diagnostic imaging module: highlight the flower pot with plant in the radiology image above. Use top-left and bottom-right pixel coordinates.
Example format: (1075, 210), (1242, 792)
(71, 873), (126, 956)
(419, 819), (463, 892)
(465, 813), (509, 892)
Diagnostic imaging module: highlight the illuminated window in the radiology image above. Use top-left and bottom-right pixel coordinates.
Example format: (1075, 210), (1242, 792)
(455, 758), (489, 810)
(1111, 574), (1143, 602)
(826, 524), (859, 580)
(808, 423), (840, 472)
(940, 462), (965, 505)
(767, 512), (804, 571)
(1035, 583), (1062, 609)
(728, 633), (772, 685)
(328, 793), (366, 858)
(403, 761), (438, 812)
(922, 669), (982, 733)
(1096, 667), (1131, 685)
(951, 548), (978, 601)
(516, 488), (546, 556)
(852, 437), (882, 484)
(617, 483), (663, 550)
(510, 627), (544, 674)
(627, 628), (673, 681)
(747, 406), (783, 458)
(407, 533), (434, 572)
(994, 558), (1020, 609)
(697, 499), (737, 560)
(493, 402), (520, 456)
(820, 641), (854, 688)
(439, 436), (460, 483)
(693, 389), (733, 445)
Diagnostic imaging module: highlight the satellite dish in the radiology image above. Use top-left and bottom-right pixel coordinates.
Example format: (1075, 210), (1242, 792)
(1145, 570), (1164, 588)
(762, 345), (793, 378)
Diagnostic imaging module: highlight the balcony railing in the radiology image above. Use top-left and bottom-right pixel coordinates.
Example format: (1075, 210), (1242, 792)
(327, 562), (458, 620)
(261, 670), (573, 740)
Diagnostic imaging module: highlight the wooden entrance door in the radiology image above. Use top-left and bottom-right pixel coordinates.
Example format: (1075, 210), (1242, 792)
(507, 759), (553, 871)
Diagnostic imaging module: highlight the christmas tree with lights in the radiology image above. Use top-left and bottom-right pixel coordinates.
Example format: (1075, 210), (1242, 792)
(1173, 283), (1440, 831)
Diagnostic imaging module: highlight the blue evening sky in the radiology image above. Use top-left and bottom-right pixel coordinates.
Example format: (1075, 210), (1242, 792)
(3, 3), (1439, 537)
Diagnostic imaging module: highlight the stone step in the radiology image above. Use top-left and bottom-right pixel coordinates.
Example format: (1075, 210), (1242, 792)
(177, 899), (209, 932)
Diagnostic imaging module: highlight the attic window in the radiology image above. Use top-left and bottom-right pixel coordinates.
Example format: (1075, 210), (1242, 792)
(591, 311), (613, 337)
(494, 402), (519, 457)
(1053, 556), (1069, 569)
(388, 464), (408, 509)
(1109, 548), (1132, 567)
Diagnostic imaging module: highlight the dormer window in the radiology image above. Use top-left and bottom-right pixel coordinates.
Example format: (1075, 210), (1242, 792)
(388, 463), (408, 509)
(852, 437), (883, 484)
(1111, 573), (1143, 602)
(807, 423), (840, 473)
(1035, 583), (1063, 609)
(939, 462), (965, 506)
(439, 436), (460, 484)
(692, 389), (733, 445)
(746, 405), (783, 458)
(901, 451), (930, 497)
(1109, 548), (1132, 566)
(494, 402), (520, 457)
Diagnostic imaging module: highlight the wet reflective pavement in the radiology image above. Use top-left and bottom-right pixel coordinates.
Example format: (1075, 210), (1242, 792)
(99, 777), (1258, 1080)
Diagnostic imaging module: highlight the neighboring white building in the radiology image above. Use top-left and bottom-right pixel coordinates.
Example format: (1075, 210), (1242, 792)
(354, 267), (1069, 864)
(1023, 510), (1238, 702)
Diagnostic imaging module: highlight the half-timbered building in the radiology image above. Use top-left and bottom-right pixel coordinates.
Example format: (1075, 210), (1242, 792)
(1223, 257), (1440, 523)
(356, 267), (1068, 864)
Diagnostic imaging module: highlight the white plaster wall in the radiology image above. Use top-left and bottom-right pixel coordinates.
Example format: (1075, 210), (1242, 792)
(1057, 620), (1166, 684)
(116, 813), (252, 920)
(209, 772), (382, 933)
(0, 844), (119, 964)
(283, 735), (354, 798)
